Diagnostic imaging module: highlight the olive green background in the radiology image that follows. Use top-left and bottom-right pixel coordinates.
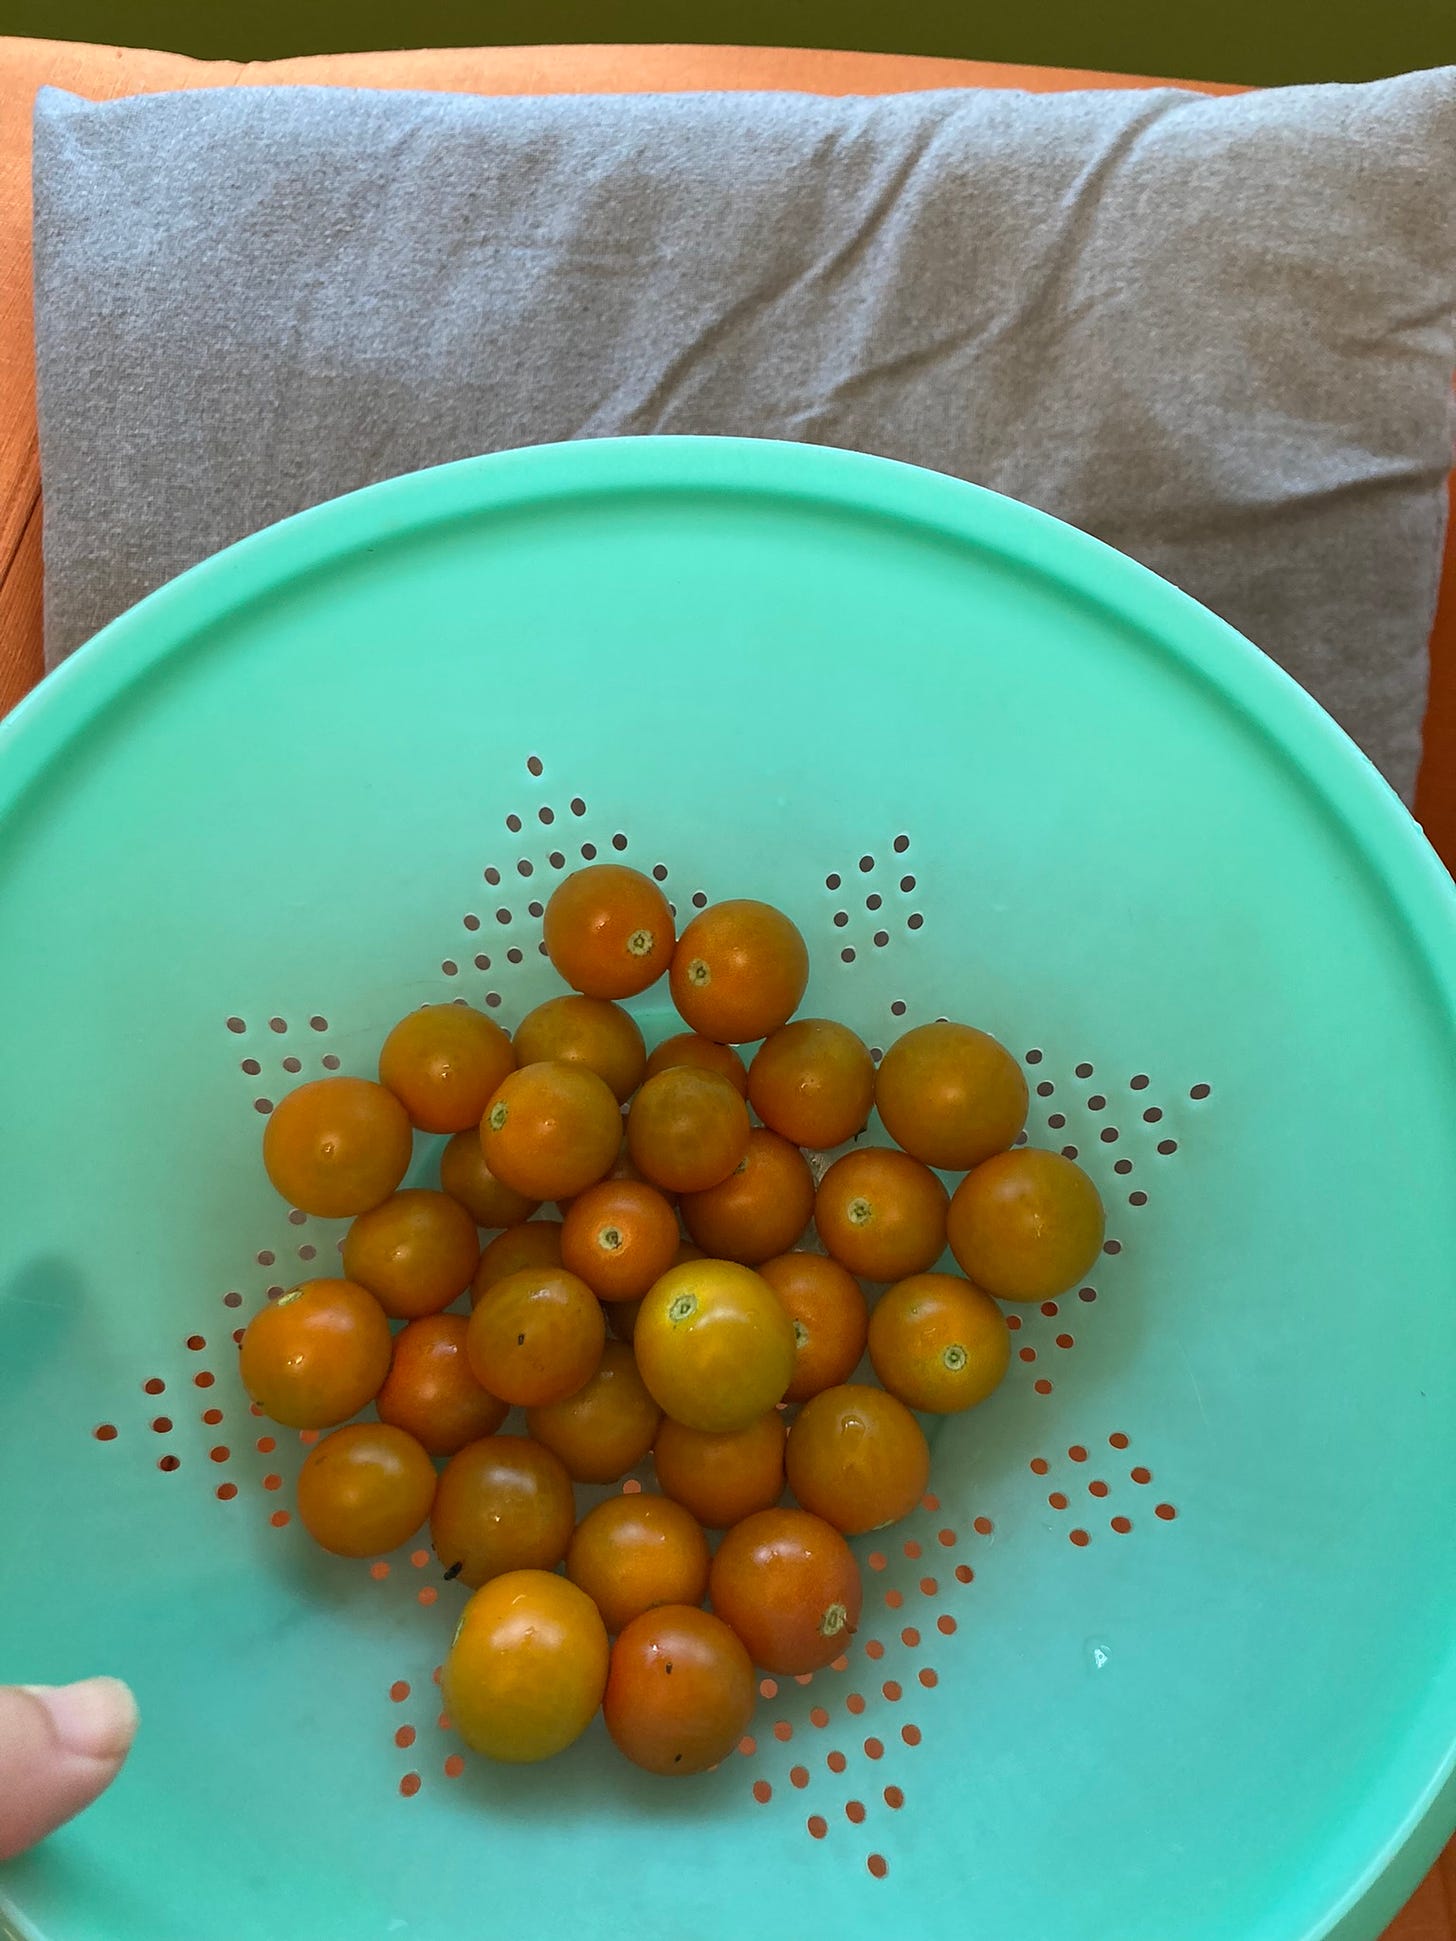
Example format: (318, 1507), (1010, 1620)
(4, 0), (1452, 86)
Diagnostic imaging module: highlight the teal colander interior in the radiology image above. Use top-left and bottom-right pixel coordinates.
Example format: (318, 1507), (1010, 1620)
(1, 437), (1453, 1941)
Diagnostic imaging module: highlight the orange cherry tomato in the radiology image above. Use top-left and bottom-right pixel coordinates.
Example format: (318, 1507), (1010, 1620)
(240, 1279), (391, 1429)
(633, 1260), (795, 1433)
(514, 995), (647, 1104)
(875, 1020), (1029, 1171)
(378, 1003), (515, 1134)
(814, 1147), (948, 1282)
(566, 1494), (711, 1634)
(748, 1019), (875, 1150)
(668, 899), (809, 1045)
(481, 1060), (622, 1201)
(526, 1340), (662, 1483)
(606, 1295), (643, 1344)
(708, 1508), (862, 1674)
(466, 1265), (604, 1407)
(340, 1188), (480, 1319)
(757, 1251), (870, 1403)
(652, 1409), (786, 1529)
(472, 1218), (564, 1304)
(543, 864), (675, 1000)
(785, 1383), (930, 1535)
(625, 1067), (750, 1194)
(868, 1271), (1011, 1412)
(680, 1128), (815, 1264)
(603, 1606), (755, 1775)
(375, 1313), (508, 1456)
(296, 1422), (436, 1558)
(560, 1179), (680, 1301)
(445, 1569), (609, 1763)
(439, 1128), (540, 1229)
(947, 1147), (1106, 1300)
(642, 1032), (749, 1097)
(430, 1434), (576, 1587)
(262, 1077), (412, 1219)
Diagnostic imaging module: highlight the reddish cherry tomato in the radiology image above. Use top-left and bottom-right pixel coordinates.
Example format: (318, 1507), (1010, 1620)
(375, 1313), (508, 1456)
(785, 1383), (930, 1534)
(633, 1260), (795, 1432)
(868, 1271), (1011, 1412)
(652, 1409), (786, 1529)
(603, 1606), (755, 1774)
(481, 1060), (621, 1201)
(626, 1066), (750, 1194)
(262, 1077), (412, 1218)
(445, 1570), (608, 1762)
(340, 1188), (480, 1319)
(566, 1494), (711, 1634)
(514, 995), (647, 1104)
(378, 1003), (514, 1134)
(757, 1251), (870, 1402)
(240, 1279), (391, 1429)
(814, 1147), (948, 1282)
(466, 1266), (604, 1407)
(560, 1179), (679, 1300)
(296, 1422), (436, 1558)
(439, 1129), (540, 1229)
(472, 1219), (563, 1304)
(947, 1147), (1105, 1300)
(875, 1020), (1028, 1170)
(430, 1434), (576, 1587)
(526, 1340), (662, 1482)
(543, 864), (674, 999)
(708, 1507), (862, 1674)
(748, 1018), (875, 1150)
(642, 1032), (749, 1097)
(680, 1128), (814, 1264)
(669, 899), (809, 1044)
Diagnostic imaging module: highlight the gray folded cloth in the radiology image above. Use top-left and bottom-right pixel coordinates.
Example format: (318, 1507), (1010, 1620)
(31, 73), (1456, 798)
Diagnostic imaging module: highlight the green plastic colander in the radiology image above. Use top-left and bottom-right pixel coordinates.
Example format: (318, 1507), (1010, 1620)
(2, 436), (1454, 1941)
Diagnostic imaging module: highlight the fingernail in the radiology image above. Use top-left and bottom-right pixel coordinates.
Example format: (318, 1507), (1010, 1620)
(23, 1679), (139, 1760)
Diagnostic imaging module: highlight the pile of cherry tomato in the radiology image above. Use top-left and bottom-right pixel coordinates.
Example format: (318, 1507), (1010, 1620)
(240, 864), (1105, 1774)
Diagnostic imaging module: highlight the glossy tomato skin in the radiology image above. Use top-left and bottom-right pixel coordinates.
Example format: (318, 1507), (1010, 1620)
(748, 1018), (875, 1150)
(240, 1278), (392, 1429)
(785, 1383), (930, 1535)
(868, 1271), (1011, 1413)
(543, 865), (674, 1000)
(758, 1251), (870, 1403)
(709, 1508), (862, 1674)
(625, 1067), (751, 1195)
(430, 1434), (576, 1587)
(603, 1606), (755, 1775)
(514, 995), (647, 1104)
(472, 1219), (563, 1304)
(643, 1032), (749, 1097)
(947, 1147), (1105, 1301)
(669, 900), (809, 1045)
(375, 1313), (509, 1456)
(445, 1569), (609, 1763)
(525, 1340), (662, 1483)
(466, 1266), (605, 1408)
(652, 1409), (787, 1529)
(378, 1003), (514, 1134)
(679, 1129), (815, 1264)
(634, 1260), (795, 1432)
(480, 1060), (622, 1202)
(875, 1020), (1028, 1171)
(340, 1188), (480, 1319)
(296, 1422), (436, 1558)
(262, 1077), (413, 1219)
(566, 1494), (710, 1634)
(814, 1147), (948, 1283)
(439, 1130), (540, 1229)
(560, 1179), (679, 1300)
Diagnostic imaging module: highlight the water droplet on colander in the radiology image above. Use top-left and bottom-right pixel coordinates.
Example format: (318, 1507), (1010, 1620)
(1086, 1638), (1113, 1672)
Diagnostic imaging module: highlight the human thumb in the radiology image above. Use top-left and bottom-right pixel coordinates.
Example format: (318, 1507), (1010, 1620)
(0, 1679), (138, 1859)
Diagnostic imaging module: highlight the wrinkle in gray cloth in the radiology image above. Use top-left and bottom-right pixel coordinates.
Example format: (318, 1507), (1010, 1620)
(30, 74), (1456, 797)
